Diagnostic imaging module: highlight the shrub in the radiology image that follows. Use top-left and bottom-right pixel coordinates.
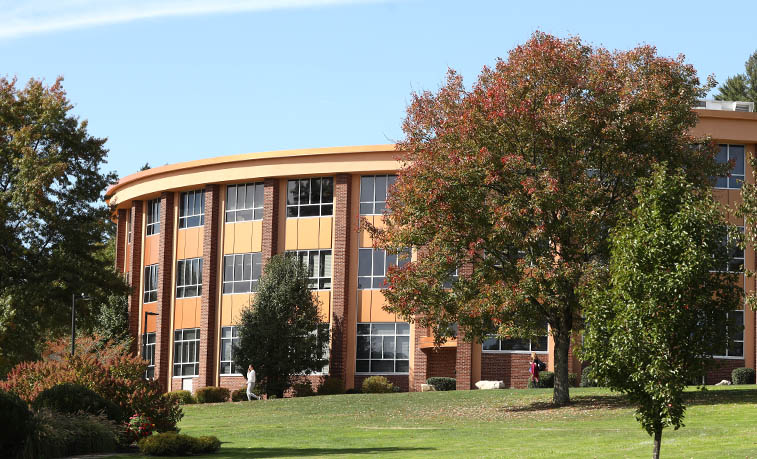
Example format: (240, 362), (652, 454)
(125, 413), (155, 444)
(317, 377), (345, 395)
(32, 382), (125, 423)
(138, 432), (221, 456)
(528, 371), (554, 388)
(231, 387), (247, 402)
(732, 367), (756, 385)
(292, 381), (315, 397)
(361, 376), (394, 394)
(568, 373), (579, 388)
(0, 389), (32, 458)
(20, 409), (120, 459)
(164, 390), (196, 405)
(426, 377), (456, 391)
(195, 387), (230, 404)
(345, 388), (361, 394)
(580, 366), (599, 387)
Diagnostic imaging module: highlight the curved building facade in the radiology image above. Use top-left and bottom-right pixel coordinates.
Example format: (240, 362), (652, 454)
(108, 108), (757, 393)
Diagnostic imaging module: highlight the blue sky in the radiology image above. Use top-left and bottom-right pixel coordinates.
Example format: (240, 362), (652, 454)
(2, 0), (756, 180)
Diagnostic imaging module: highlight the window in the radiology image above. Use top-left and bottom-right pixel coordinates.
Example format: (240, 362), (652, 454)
(286, 177), (333, 217)
(718, 226), (744, 272)
(356, 322), (410, 373)
(176, 258), (203, 298)
(442, 268), (459, 289)
(358, 248), (411, 289)
(223, 253), (262, 294)
(127, 210), (132, 243)
(483, 326), (549, 353)
(714, 144), (745, 189)
(143, 264), (158, 303)
(286, 250), (332, 290)
(360, 175), (396, 215)
(311, 323), (331, 374)
(226, 183), (264, 223)
(142, 332), (156, 379)
(715, 310), (744, 358)
(173, 328), (200, 376)
(179, 190), (205, 228)
(220, 326), (241, 375)
(146, 199), (160, 235)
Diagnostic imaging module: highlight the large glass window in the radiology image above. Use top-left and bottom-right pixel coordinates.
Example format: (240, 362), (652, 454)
(220, 326), (241, 375)
(286, 177), (333, 217)
(315, 323), (330, 374)
(179, 190), (205, 229)
(226, 183), (264, 223)
(483, 326), (549, 353)
(716, 310), (745, 358)
(360, 175), (396, 215)
(287, 250), (332, 290)
(223, 253), (262, 294)
(356, 322), (410, 374)
(717, 226), (744, 273)
(176, 258), (203, 299)
(358, 248), (411, 289)
(127, 210), (132, 243)
(173, 328), (200, 376)
(146, 199), (160, 235)
(143, 264), (158, 303)
(714, 144), (745, 189)
(142, 332), (156, 379)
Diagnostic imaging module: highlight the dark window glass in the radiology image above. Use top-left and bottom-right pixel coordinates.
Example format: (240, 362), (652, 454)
(286, 177), (334, 217)
(223, 253), (262, 294)
(355, 322), (410, 374)
(179, 190), (205, 228)
(146, 199), (160, 235)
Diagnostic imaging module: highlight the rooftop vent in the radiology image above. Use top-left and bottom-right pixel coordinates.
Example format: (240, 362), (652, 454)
(694, 100), (754, 112)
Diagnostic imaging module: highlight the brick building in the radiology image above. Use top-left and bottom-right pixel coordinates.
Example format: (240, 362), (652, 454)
(107, 104), (757, 393)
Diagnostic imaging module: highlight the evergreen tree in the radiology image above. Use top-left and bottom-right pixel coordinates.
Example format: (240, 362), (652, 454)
(715, 51), (757, 103)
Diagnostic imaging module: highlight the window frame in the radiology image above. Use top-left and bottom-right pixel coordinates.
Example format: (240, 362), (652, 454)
(179, 189), (205, 229)
(226, 183), (264, 223)
(142, 332), (156, 379)
(358, 248), (411, 290)
(714, 309), (745, 359)
(355, 322), (410, 375)
(220, 326), (241, 375)
(223, 252), (263, 294)
(176, 258), (203, 299)
(143, 264), (158, 304)
(286, 249), (333, 290)
(286, 177), (334, 218)
(173, 328), (200, 377)
(713, 144), (745, 190)
(359, 174), (396, 215)
(145, 199), (161, 236)
(482, 326), (549, 354)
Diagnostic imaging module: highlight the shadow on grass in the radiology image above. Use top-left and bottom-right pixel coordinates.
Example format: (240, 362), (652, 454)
(214, 446), (435, 457)
(685, 388), (757, 406)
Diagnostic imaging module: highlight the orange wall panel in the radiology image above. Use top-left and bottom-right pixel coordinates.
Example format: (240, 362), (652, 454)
(284, 219), (298, 251)
(316, 290), (331, 322)
(177, 226), (203, 260)
(318, 217), (333, 249)
(221, 294), (254, 326)
(298, 218), (320, 250)
(357, 290), (372, 322)
(251, 220), (263, 252)
(370, 290), (395, 322)
(143, 235), (159, 265)
(174, 297), (201, 329)
(233, 221), (254, 254)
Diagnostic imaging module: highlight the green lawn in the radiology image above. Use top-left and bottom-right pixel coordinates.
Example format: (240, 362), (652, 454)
(128, 386), (757, 458)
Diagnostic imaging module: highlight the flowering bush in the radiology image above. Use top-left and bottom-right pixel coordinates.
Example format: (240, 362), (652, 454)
(126, 413), (155, 443)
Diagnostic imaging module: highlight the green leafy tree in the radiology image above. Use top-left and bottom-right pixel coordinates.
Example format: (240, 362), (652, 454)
(581, 165), (742, 459)
(715, 51), (757, 103)
(370, 32), (723, 405)
(0, 76), (126, 375)
(233, 255), (328, 398)
(93, 293), (131, 346)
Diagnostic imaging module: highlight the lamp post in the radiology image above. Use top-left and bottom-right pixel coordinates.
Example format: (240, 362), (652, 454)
(71, 294), (91, 355)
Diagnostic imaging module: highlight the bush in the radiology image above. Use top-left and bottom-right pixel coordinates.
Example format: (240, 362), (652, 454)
(292, 381), (315, 397)
(317, 377), (345, 395)
(231, 387), (247, 402)
(0, 389), (32, 458)
(580, 366), (599, 387)
(426, 377), (456, 391)
(195, 387), (230, 404)
(528, 371), (554, 389)
(125, 413), (155, 444)
(138, 432), (221, 456)
(20, 409), (121, 459)
(345, 388), (361, 394)
(164, 390), (196, 405)
(32, 383), (125, 423)
(732, 367), (756, 385)
(361, 376), (394, 394)
(568, 373), (579, 388)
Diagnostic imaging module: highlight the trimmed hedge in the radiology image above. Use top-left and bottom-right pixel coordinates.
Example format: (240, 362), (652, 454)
(732, 367), (756, 385)
(32, 382), (125, 423)
(292, 381), (315, 397)
(195, 387), (230, 404)
(164, 390), (196, 405)
(0, 389), (32, 458)
(20, 409), (120, 459)
(580, 366), (599, 387)
(231, 388), (247, 402)
(361, 376), (394, 394)
(138, 432), (220, 456)
(426, 377), (456, 391)
(317, 377), (345, 395)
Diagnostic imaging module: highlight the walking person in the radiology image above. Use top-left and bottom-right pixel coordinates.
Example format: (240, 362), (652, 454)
(246, 364), (260, 400)
(529, 352), (540, 387)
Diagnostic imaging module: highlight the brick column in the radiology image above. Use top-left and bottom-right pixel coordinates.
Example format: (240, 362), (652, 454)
(154, 192), (175, 393)
(412, 322), (429, 392)
(456, 329), (473, 390)
(127, 201), (144, 354)
(115, 209), (127, 272)
(330, 174), (351, 382)
(198, 185), (220, 389)
(262, 178), (279, 265)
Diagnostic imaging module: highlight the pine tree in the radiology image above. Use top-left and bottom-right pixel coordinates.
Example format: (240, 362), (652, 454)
(715, 51), (757, 103)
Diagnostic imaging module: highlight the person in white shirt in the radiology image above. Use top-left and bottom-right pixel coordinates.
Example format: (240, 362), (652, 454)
(246, 364), (260, 400)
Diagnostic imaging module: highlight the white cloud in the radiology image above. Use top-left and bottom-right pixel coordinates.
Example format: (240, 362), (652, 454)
(0, 0), (385, 40)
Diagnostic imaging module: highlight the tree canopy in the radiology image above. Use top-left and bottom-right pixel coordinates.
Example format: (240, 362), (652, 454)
(371, 32), (722, 405)
(0, 77), (126, 375)
(233, 254), (328, 398)
(581, 165), (742, 459)
(715, 50), (757, 103)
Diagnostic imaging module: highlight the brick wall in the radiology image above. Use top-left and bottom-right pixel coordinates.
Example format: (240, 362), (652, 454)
(127, 201), (143, 354)
(705, 358), (746, 384)
(481, 352), (549, 388)
(456, 330), (472, 390)
(262, 178), (279, 264)
(115, 209), (127, 272)
(426, 348), (456, 379)
(198, 185), (220, 389)
(219, 375), (247, 394)
(330, 174), (351, 383)
(154, 192), (175, 393)
(354, 374), (409, 392)
(412, 321), (429, 392)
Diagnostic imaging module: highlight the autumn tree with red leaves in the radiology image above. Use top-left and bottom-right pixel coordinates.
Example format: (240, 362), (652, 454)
(370, 32), (722, 405)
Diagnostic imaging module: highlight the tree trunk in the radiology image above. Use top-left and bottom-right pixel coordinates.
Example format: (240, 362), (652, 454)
(552, 330), (571, 406)
(652, 428), (662, 459)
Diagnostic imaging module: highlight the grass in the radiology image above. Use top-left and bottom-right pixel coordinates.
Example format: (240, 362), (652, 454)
(125, 385), (757, 458)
